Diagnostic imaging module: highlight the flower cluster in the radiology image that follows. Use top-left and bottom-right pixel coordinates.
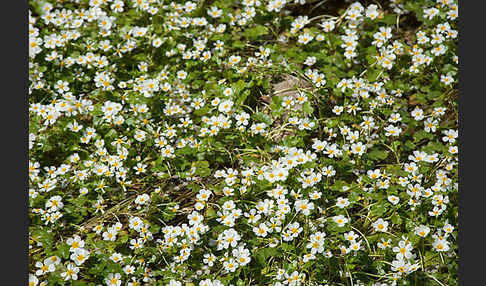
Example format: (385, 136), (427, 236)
(29, 0), (458, 285)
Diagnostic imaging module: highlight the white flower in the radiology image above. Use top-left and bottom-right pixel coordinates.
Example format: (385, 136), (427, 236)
(218, 100), (234, 113)
(336, 197), (350, 208)
(351, 142), (366, 156)
(333, 215), (349, 227)
(295, 199), (314, 215)
(414, 225), (430, 237)
(372, 218), (389, 232)
(387, 195), (400, 205)
(298, 33), (314, 44)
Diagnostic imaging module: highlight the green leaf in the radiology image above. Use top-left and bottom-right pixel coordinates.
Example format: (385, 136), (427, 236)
(256, 247), (282, 265)
(427, 90), (442, 100)
(371, 204), (387, 217)
(233, 79), (246, 94)
(204, 206), (216, 219)
(367, 69), (381, 82)
(391, 213), (402, 225)
(253, 112), (273, 125)
(413, 130), (434, 142)
(392, 141), (401, 150)
(243, 25), (269, 40)
(367, 149), (389, 161)
(104, 129), (118, 139)
(281, 243), (293, 252)
(380, 14), (397, 25)
(196, 166), (211, 177)
(270, 96), (283, 116)
(404, 140), (416, 150)
(193, 105), (210, 116)
(302, 101), (314, 114)
(57, 243), (70, 259)
(232, 40), (245, 49)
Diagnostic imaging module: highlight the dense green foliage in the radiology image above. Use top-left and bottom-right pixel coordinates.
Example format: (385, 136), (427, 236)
(29, 0), (458, 285)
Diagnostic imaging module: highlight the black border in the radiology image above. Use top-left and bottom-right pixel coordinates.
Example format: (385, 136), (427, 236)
(3, 0), (28, 283)
(459, 1), (486, 285)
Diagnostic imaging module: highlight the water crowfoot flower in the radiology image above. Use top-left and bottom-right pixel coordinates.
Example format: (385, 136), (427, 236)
(28, 0), (458, 284)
